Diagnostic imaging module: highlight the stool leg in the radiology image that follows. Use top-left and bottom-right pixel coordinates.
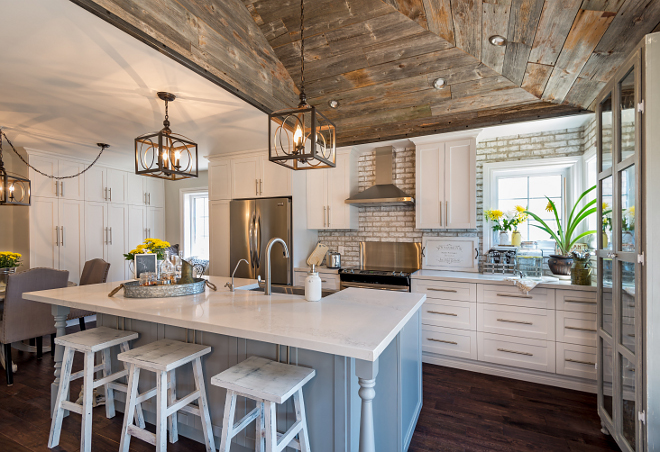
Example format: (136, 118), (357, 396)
(156, 370), (168, 452)
(3, 343), (13, 386)
(50, 334), (55, 357)
(48, 346), (74, 448)
(256, 401), (265, 452)
(167, 369), (178, 443)
(294, 389), (311, 452)
(119, 365), (140, 452)
(80, 351), (95, 452)
(192, 358), (216, 452)
(219, 390), (237, 452)
(101, 348), (116, 419)
(79, 317), (86, 331)
(120, 341), (145, 429)
(36, 336), (43, 359)
(264, 401), (277, 452)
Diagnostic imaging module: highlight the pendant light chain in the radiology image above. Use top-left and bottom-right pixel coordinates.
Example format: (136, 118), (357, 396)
(0, 129), (108, 180)
(299, 0), (306, 104)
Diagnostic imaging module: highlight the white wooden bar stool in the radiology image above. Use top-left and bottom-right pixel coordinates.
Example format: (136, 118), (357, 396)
(48, 326), (144, 452)
(117, 338), (216, 452)
(211, 356), (316, 452)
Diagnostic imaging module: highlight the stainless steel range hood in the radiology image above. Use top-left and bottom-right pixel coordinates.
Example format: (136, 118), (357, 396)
(345, 147), (414, 206)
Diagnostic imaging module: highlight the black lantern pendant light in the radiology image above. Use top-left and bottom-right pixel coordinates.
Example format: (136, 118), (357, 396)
(268, 0), (336, 170)
(0, 130), (31, 206)
(135, 92), (198, 180)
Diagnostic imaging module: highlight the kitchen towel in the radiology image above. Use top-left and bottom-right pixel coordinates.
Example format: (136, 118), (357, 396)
(504, 276), (540, 294)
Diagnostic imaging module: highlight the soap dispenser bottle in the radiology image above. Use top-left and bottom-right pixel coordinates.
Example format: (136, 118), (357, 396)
(305, 264), (322, 302)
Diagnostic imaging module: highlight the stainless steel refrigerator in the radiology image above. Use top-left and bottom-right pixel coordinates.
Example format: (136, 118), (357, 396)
(229, 197), (292, 285)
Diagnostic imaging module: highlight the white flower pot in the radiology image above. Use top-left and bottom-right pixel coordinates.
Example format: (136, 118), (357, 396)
(499, 231), (511, 246)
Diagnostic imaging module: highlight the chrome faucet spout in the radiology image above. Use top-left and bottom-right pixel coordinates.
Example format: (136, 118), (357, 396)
(265, 238), (290, 295)
(226, 259), (249, 292)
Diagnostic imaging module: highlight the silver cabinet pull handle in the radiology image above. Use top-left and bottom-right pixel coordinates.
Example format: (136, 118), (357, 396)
(55, 226), (60, 246)
(55, 181), (59, 197)
(497, 318), (533, 325)
(328, 205), (331, 227)
(428, 287), (458, 293)
(565, 326), (597, 332)
(428, 338), (457, 345)
(497, 293), (533, 299)
(109, 187), (112, 202)
(61, 226), (65, 247)
(565, 358), (595, 366)
(497, 348), (533, 356)
(61, 181), (64, 197)
(324, 206), (327, 228)
(564, 299), (597, 304)
(104, 227), (108, 245)
(256, 179), (259, 196)
(144, 193), (147, 205)
(427, 310), (458, 316)
(104, 187), (107, 201)
(148, 193), (151, 205)
(260, 179), (263, 195)
(110, 227), (113, 245)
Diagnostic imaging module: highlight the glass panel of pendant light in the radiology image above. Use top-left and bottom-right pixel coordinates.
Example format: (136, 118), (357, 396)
(268, 104), (336, 170)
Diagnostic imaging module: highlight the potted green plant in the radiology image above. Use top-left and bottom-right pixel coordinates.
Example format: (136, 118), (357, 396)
(0, 251), (22, 286)
(525, 185), (597, 279)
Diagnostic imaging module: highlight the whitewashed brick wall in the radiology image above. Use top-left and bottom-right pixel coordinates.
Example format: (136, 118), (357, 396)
(318, 119), (596, 268)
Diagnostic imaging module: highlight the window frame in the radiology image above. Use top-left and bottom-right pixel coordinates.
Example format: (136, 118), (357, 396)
(482, 156), (584, 253)
(180, 187), (210, 259)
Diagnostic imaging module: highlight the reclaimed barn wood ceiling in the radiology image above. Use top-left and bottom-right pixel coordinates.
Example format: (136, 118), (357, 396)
(71, 0), (660, 146)
(243, 0), (660, 145)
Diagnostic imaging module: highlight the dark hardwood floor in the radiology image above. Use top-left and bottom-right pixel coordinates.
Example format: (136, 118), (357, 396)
(0, 324), (620, 451)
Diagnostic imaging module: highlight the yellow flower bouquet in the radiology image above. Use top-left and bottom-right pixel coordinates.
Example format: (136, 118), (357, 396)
(124, 238), (171, 261)
(0, 251), (22, 268)
(484, 206), (528, 232)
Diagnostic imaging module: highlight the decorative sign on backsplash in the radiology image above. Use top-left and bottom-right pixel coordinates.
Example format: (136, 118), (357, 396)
(421, 237), (479, 272)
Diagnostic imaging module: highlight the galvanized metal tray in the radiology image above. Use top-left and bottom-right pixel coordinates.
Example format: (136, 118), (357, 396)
(108, 278), (217, 298)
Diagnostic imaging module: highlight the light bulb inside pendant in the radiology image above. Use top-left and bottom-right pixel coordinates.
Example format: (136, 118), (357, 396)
(174, 150), (181, 166)
(294, 126), (303, 148)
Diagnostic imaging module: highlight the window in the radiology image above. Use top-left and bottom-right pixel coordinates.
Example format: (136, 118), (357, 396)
(183, 191), (209, 260)
(584, 151), (597, 234)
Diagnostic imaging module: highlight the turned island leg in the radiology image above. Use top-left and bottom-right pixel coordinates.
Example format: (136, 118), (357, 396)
(51, 304), (70, 416)
(355, 359), (379, 452)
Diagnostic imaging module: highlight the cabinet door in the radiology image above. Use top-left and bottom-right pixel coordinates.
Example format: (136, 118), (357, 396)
(209, 200), (230, 276)
(260, 156), (291, 197)
(84, 167), (107, 203)
(107, 204), (128, 282)
(231, 157), (259, 199)
(29, 154), (59, 198)
(147, 206), (165, 240)
(306, 169), (327, 229)
(30, 197), (59, 269)
(128, 205), (147, 248)
(84, 202), (107, 262)
(416, 145), (444, 228)
(127, 173), (146, 206)
(445, 139), (476, 229)
(209, 161), (231, 200)
(107, 169), (127, 204)
(147, 178), (164, 208)
(58, 159), (86, 201)
(327, 155), (353, 229)
(59, 199), (85, 284)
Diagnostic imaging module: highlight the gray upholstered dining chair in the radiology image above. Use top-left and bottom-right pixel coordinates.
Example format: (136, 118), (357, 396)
(67, 258), (110, 331)
(1, 267), (69, 385)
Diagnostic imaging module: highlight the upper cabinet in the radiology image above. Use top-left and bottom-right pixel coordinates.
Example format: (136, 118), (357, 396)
(306, 148), (358, 230)
(85, 166), (127, 204)
(127, 173), (164, 207)
(412, 133), (477, 230)
(28, 152), (86, 200)
(209, 160), (231, 201)
(209, 152), (292, 200)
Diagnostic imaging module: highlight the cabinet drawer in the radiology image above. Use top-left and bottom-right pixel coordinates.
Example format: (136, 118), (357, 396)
(556, 343), (596, 380)
(478, 284), (555, 309)
(478, 332), (555, 373)
(293, 271), (339, 291)
(556, 311), (597, 347)
(421, 300), (476, 331)
(423, 326), (477, 360)
(556, 290), (597, 313)
(477, 304), (555, 341)
(412, 279), (476, 302)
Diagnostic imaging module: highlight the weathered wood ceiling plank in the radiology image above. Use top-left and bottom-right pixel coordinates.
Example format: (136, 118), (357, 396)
(564, 76), (606, 109)
(421, 0), (455, 44)
(581, 0), (627, 11)
(528, 0), (582, 66)
(451, 0), (483, 59)
(521, 62), (553, 97)
(502, 0), (545, 85)
(481, 1), (511, 73)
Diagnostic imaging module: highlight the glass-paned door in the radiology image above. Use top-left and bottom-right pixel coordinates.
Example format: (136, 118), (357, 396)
(596, 49), (644, 452)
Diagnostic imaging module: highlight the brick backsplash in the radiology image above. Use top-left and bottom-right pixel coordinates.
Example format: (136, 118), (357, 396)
(318, 117), (598, 268)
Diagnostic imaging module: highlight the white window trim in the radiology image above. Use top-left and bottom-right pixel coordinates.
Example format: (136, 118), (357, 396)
(482, 156), (584, 253)
(179, 187), (209, 258)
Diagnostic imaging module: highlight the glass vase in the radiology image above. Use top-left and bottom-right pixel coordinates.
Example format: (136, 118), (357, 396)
(499, 231), (511, 246)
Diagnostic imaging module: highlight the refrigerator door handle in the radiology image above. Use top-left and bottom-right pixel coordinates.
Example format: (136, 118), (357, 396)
(248, 211), (255, 269)
(255, 215), (262, 270)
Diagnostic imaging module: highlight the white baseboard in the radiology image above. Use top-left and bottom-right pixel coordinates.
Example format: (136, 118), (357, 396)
(422, 352), (597, 394)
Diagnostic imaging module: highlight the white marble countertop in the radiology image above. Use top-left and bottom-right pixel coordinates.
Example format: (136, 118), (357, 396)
(23, 276), (425, 362)
(412, 270), (597, 292)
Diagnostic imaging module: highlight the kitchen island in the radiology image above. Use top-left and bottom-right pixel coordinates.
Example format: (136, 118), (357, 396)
(24, 276), (425, 452)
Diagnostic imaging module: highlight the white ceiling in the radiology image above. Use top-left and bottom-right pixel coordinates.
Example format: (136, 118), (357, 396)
(0, 0), (267, 171)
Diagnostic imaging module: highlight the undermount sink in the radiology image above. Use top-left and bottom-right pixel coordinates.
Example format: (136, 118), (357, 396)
(249, 284), (335, 298)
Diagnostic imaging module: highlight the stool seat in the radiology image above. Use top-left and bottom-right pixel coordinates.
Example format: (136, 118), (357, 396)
(55, 326), (139, 352)
(118, 338), (211, 372)
(211, 356), (315, 404)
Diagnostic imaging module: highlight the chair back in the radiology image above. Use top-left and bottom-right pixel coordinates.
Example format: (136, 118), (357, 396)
(1, 267), (69, 344)
(79, 258), (110, 286)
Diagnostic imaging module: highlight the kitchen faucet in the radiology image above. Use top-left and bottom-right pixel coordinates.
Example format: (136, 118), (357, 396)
(225, 259), (249, 292)
(265, 237), (290, 295)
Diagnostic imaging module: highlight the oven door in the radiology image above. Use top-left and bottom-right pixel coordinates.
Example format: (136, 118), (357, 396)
(339, 281), (410, 292)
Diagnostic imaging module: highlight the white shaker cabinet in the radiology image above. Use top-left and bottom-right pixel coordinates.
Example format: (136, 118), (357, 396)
(127, 174), (164, 207)
(306, 148), (358, 230)
(411, 133), (477, 229)
(230, 154), (291, 199)
(85, 167), (128, 204)
(128, 205), (147, 248)
(84, 202), (128, 282)
(259, 155), (291, 197)
(209, 160), (231, 200)
(28, 152), (86, 201)
(231, 156), (259, 199)
(147, 206), (165, 240)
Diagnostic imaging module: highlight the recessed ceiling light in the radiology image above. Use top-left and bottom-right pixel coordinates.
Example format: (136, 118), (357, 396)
(489, 35), (506, 46)
(328, 100), (339, 108)
(432, 77), (446, 90)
